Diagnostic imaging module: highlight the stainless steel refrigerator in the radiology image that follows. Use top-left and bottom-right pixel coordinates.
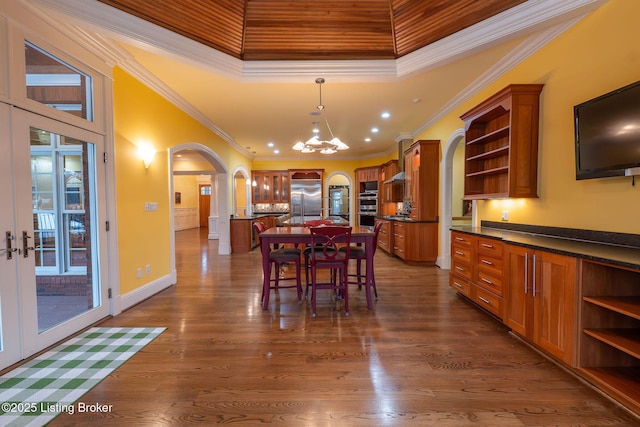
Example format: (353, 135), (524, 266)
(329, 185), (349, 216)
(290, 178), (322, 223)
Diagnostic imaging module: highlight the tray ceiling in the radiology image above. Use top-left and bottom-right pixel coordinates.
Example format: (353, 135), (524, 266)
(96, 0), (526, 61)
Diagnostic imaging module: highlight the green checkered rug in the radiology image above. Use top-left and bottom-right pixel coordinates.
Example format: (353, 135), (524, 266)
(0, 327), (165, 426)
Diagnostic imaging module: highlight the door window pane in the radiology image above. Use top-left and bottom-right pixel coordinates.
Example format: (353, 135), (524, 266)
(25, 42), (93, 122)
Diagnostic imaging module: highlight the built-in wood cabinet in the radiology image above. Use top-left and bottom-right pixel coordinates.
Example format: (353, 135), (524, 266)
(251, 171), (289, 204)
(449, 231), (504, 319)
(579, 260), (640, 415)
(504, 244), (577, 366)
(460, 84), (543, 199)
(404, 140), (439, 221)
(392, 221), (438, 263)
(380, 160), (402, 205)
(376, 219), (391, 252)
(355, 166), (379, 183)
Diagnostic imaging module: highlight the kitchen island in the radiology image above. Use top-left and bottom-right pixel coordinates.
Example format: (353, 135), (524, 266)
(229, 213), (287, 252)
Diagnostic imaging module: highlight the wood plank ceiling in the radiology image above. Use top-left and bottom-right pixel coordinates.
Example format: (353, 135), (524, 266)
(95, 0), (527, 61)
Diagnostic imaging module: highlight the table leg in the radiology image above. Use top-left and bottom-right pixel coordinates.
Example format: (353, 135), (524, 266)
(364, 236), (374, 310)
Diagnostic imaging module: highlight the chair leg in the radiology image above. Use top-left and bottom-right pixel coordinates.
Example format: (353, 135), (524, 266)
(342, 266), (349, 316)
(295, 260), (302, 302)
(310, 265), (317, 317)
(356, 258), (362, 289)
(274, 261), (280, 288)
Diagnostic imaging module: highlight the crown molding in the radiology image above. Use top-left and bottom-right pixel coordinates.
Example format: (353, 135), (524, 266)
(409, 17), (582, 140)
(26, 0), (607, 82)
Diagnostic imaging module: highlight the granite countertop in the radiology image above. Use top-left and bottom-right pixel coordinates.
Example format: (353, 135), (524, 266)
(230, 212), (289, 220)
(378, 215), (438, 223)
(451, 225), (640, 270)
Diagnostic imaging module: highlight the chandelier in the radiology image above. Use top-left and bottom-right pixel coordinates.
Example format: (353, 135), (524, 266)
(292, 78), (349, 154)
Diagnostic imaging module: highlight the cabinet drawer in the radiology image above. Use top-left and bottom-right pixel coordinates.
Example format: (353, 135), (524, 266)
(477, 254), (503, 277)
(451, 259), (472, 280)
(477, 237), (503, 258)
(473, 286), (503, 318)
(451, 232), (474, 247)
(452, 244), (473, 263)
(476, 270), (503, 295)
(449, 274), (472, 298)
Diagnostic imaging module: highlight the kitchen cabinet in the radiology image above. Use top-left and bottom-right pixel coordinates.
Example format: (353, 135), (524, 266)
(504, 244), (577, 366)
(230, 218), (257, 253)
(460, 84), (543, 199)
(404, 140), (439, 221)
(578, 260), (640, 415)
(251, 171), (289, 204)
(355, 166), (379, 184)
(380, 160), (402, 204)
(376, 219), (391, 253)
(449, 231), (504, 319)
(392, 221), (437, 263)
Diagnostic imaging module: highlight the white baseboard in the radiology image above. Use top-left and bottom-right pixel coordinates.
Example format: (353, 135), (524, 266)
(119, 270), (177, 311)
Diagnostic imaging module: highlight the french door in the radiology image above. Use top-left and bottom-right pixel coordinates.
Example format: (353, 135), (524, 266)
(0, 104), (109, 368)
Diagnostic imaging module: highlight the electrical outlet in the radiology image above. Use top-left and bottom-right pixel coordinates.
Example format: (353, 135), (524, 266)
(501, 210), (509, 221)
(145, 264), (151, 275)
(137, 268), (142, 278)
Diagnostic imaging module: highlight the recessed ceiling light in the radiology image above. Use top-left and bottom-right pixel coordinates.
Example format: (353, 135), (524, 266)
(312, 128), (319, 134)
(413, 98), (422, 104)
(267, 142), (274, 147)
(364, 137), (371, 142)
(371, 127), (379, 133)
(381, 112), (390, 119)
(274, 149), (280, 154)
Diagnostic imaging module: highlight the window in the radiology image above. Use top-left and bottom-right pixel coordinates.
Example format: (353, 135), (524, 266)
(24, 41), (93, 121)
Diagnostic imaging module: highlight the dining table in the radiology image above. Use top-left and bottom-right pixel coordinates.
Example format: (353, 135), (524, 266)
(258, 226), (376, 311)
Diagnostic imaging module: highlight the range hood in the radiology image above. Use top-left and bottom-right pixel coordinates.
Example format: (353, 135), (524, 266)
(383, 171), (405, 183)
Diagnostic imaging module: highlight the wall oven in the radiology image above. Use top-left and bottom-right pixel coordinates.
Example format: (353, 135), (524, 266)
(358, 191), (378, 227)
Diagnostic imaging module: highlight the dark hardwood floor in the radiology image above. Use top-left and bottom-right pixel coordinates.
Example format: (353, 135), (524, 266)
(51, 227), (639, 425)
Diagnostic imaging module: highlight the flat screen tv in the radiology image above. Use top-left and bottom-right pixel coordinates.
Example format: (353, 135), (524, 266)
(574, 79), (640, 180)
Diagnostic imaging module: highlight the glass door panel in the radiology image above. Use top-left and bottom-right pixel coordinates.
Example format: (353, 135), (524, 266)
(30, 128), (98, 332)
(13, 109), (108, 359)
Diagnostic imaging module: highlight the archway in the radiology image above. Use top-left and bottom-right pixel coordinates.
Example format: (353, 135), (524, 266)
(231, 166), (251, 217)
(169, 143), (231, 282)
(325, 171), (354, 226)
(438, 128), (476, 269)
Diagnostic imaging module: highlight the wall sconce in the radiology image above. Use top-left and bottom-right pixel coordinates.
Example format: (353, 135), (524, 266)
(138, 144), (156, 169)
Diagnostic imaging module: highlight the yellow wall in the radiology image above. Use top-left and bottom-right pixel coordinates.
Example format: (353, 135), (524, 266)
(113, 67), (252, 294)
(173, 175), (199, 208)
(416, 0), (640, 234)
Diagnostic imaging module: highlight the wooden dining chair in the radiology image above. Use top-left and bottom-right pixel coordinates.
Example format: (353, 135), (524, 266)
(302, 219), (333, 287)
(339, 221), (382, 301)
(253, 221), (303, 308)
(308, 226), (352, 317)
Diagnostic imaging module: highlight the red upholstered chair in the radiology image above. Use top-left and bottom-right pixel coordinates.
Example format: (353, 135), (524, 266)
(308, 226), (352, 317)
(253, 221), (302, 307)
(339, 221), (382, 301)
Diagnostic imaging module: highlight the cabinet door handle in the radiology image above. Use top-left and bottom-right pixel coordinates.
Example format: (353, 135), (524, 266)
(481, 243), (493, 248)
(455, 237), (465, 241)
(481, 277), (493, 285)
(532, 253), (538, 297)
(455, 266), (465, 272)
(524, 252), (529, 294)
(478, 296), (491, 305)
(455, 250), (464, 256)
(481, 259), (493, 265)
(453, 281), (464, 289)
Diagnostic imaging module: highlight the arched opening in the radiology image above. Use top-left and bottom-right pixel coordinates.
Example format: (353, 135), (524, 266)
(325, 171), (353, 226)
(438, 128), (475, 269)
(231, 166), (251, 217)
(169, 143), (230, 278)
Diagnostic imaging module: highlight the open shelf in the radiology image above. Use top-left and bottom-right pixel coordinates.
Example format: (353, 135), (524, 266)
(583, 296), (640, 320)
(460, 84), (543, 199)
(579, 260), (640, 415)
(466, 126), (510, 146)
(583, 328), (640, 358)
